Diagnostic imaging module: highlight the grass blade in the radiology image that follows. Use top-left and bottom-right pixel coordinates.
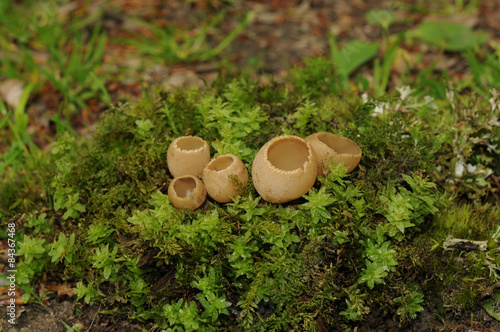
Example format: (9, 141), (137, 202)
(203, 10), (256, 61)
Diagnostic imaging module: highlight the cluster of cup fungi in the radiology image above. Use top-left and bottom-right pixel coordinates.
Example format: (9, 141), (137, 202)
(166, 133), (362, 210)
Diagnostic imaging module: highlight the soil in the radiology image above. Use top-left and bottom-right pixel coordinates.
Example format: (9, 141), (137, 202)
(2, 295), (500, 332)
(2, 0), (500, 331)
(0, 300), (144, 332)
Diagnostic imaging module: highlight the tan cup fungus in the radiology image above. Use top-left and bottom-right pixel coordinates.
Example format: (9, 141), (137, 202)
(252, 135), (317, 203)
(305, 132), (362, 176)
(202, 154), (249, 203)
(167, 136), (210, 178)
(168, 175), (207, 210)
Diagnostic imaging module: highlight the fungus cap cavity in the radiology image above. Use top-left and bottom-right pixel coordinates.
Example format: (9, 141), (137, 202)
(176, 136), (206, 151)
(207, 155), (234, 172)
(267, 138), (311, 172)
(173, 177), (197, 198)
(167, 136), (210, 178)
(251, 135), (317, 203)
(168, 175), (207, 210)
(203, 154), (249, 203)
(305, 132), (362, 175)
(317, 132), (361, 155)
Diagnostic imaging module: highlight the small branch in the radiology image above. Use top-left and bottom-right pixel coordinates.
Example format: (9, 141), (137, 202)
(491, 174), (500, 190)
(489, 175), (500, 206)
(443, 235), (487, 252)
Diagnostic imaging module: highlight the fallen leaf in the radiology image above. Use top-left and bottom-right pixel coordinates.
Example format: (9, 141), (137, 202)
(0, 79), (24, 109)
(0, 288), (24, 306)
(46, 283), (75, 298)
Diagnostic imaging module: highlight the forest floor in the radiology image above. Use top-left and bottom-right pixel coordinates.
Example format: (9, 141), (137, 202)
(1, 0), (500, 331)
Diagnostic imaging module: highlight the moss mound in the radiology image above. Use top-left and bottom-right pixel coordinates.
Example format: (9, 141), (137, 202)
(3, 70), (500, 330)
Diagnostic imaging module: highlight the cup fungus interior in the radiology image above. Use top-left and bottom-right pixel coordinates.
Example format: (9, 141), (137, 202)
(268, 139), (310, 171)
(176, 137), (204, 151)
(317, 133), (361, 155)
(173, 177), (197, 198)
(208, 156), (233, 171)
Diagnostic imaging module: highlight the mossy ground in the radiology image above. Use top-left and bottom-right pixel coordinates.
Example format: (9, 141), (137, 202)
(2, 63), (500, 330)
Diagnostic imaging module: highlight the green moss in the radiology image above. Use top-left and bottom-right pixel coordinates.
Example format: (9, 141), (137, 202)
(2, 72), (499, 330)
(449, 284), (483, 312)
(430, 202), (500, 241)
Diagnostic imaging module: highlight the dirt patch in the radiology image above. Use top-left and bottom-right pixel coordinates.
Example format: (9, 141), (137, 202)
(3, 298), (500, 331)
(0, 300), (146, 332)
(356, 307), (500, 332)
(1, 301), (73, 332)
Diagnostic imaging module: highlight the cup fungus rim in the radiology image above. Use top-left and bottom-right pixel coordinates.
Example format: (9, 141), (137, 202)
(170, 175), (202, 200)
(172, 135), (209, 153)
(261, 135), (315, 175)
(205, 154), (238, 173)
(313, 132), (362, 157)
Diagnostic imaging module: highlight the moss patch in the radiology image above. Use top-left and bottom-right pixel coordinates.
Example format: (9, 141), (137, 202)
(2, 71), (500, 330)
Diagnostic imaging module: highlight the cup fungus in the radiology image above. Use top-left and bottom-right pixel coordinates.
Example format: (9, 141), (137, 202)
(252, 135), (317, 203)
(305, 131), (362, 176)
(168, 175), (207, 210)
(202, 154), (249, 203)
(167, 136), (210, 178)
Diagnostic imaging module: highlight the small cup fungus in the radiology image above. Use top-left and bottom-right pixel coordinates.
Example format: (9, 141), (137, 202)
(305, 132), (362, 176)
(168, 175), (207, 210)
(252, 135), (317, 203)
(202, 154), (249, 203)
(167, 136), (210, 178)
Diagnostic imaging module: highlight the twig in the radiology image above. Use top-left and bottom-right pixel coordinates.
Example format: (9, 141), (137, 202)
(491, 174), (500, 189)
(489, 175), (500, 206)
(86, 304), (100, 332)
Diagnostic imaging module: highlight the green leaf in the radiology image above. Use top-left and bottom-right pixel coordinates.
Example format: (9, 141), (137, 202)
(384, 192), (413, 223)
(301, 187), (335, 224)
(135, 119), (153, 138)
(358, 260), (388, 289)
(18, 235), (47, 265)
(483, 289), (500, 321)
(364, 240), (398, 272)
(75, 281), (99, 304)
(330, 36), (379, 78)
(60, 192), (86, 220)
(366, 9), (396, 31)
(163, 299), (201, 331)
(25, 213), (52, 234)
(394, 286), (425, 321)
(103, 265), (112, 280)
(340, 288), (370, 321)
(14, 82), (35, 136)
(87, 223), (114, 244)
(291, 100), (320, 134)
(198, 291), (232, 322)
(48, 233), (67, 263)
(91, 244), (121, 280)
(0, 111), (9, 128)
(411, 21), (489, 51)
(22, 292), (32, 304)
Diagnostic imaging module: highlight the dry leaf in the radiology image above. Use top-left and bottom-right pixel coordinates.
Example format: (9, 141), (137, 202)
(0, 79), (24, 109)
